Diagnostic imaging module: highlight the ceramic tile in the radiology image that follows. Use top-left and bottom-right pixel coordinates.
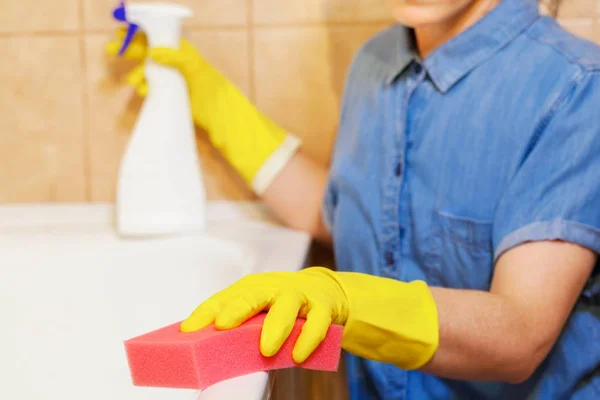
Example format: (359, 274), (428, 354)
(0, 37), (85, 202)
(83, 0), (248, 30)
(0, 0), (78, 33)
(84, 30), (251, 201)
(253, 0), (391, 24)
(186, 30), (251, 95)
(196, 135), (256, 200)
(254, 25), (389, 164)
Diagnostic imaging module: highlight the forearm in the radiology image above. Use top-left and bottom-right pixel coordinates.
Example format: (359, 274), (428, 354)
(420, 287), (546, 383)
(418, 241), (597, 384)
(262, 151), (331, 243)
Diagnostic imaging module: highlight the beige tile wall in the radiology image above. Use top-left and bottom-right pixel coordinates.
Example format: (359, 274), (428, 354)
(1, 0), (598, 203)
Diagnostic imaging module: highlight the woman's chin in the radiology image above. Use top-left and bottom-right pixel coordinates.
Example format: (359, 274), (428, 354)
(389, 0), (475, 27)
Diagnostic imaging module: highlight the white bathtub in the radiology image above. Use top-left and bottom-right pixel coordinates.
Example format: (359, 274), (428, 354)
(0, 202), (310, 400)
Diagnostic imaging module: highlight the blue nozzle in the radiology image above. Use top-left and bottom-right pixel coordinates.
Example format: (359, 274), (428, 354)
(112, 1), (139, 56)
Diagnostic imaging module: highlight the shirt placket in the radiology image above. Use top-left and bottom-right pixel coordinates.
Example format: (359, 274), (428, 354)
(381, 61), (427, 400)
(380, 62), (426, 278)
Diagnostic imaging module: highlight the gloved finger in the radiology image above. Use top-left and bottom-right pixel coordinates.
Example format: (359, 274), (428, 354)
(148, 47), (186, 69)
(180, 295), (225, 332)
(126, 64), (146, 89)
(180, 276), (256, 332)
(125, 64), (149, 96)
(105, 41), (122, 56)
(260, 294), (304, 357)
(106, 28), (148, 60)
(105, 28), (130, 53)
(136, 82), (148, 97)
(114, 27), (129, 40)
(215, 289), (272, 330)
(292, 305), (331, 364)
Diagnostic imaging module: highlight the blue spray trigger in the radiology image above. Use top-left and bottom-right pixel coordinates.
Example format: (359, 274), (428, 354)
(112, 1), (139, 57)
(112, 1), (127, 21)
(118, 25), (139, 56)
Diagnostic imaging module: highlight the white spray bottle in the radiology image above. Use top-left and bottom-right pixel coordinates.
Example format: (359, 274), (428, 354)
(113, 1), (207, 237)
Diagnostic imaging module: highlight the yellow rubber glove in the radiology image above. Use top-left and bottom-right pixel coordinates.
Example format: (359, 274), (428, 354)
(181, 267), (439, 370)
(106, 30), (301, 194)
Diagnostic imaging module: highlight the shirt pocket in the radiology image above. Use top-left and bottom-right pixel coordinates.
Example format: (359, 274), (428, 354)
(427, 211), (494, 290)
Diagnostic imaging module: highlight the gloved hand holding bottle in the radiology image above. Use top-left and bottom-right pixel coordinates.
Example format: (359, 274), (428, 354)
(106, 29), (301, 195)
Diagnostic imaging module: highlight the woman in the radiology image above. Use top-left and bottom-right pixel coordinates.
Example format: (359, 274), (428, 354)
(108, 0), (600, 398)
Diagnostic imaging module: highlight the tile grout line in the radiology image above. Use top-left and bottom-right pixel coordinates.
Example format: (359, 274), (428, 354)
(0, 19), (396, 39)
(78, 0), (92, 202)
(247, 0), (256, 102)
(252, 19), (395, 29)
(0, 26), (245, 38)
(0, 30), (82, 38)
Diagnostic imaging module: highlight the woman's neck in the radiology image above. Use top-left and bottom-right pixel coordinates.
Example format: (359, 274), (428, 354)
(415, 0), (501, 58)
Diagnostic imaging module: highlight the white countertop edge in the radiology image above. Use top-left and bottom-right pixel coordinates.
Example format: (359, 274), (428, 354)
(0, 201), (276, 230)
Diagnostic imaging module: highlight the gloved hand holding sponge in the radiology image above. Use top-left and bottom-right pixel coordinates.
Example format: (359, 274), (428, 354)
(107, 33), (439, 371)
(180, 267), (439, 370)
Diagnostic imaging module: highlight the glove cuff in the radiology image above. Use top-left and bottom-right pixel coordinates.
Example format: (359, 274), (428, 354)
(251, 134), (302, 195)
(336, 273), (440, 370)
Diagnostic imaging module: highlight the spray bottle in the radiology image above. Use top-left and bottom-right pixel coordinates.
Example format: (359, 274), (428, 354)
(112, 1), (207, 237)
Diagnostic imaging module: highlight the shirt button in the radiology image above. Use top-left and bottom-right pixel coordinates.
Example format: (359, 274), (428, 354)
(385, 251), (395, 266)
(414, 63), (423, 75)
(399, 226), (406, 239)
(395, 162), (403, 177)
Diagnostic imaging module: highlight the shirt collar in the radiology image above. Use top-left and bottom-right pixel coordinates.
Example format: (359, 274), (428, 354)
(385, 0), (540, 92)
(377, 25), (418, 84)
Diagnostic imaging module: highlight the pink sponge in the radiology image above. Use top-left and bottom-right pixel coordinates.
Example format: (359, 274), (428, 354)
(124, 312), (343, 390)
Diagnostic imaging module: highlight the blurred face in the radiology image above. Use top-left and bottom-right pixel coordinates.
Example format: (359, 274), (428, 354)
(387, 0), (478, 27)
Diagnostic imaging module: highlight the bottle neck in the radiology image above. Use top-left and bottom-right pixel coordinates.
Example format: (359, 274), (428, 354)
(128, 14), (182, 49)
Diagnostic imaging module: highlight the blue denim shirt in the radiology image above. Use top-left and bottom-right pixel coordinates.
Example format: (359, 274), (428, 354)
(322, 0), (600, 398)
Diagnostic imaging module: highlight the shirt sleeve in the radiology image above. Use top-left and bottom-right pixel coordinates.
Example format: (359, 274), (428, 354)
(493, 71), (600, 262)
